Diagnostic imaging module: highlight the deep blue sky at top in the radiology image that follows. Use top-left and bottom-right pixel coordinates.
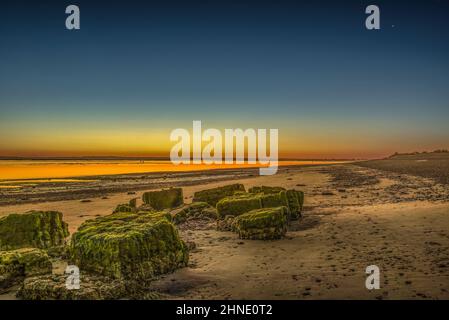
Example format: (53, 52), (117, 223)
(0, 0), (448, 157)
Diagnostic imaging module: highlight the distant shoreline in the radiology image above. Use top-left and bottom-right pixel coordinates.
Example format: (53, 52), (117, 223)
(0, 160), (350, 181)
(0, 156), (360, 161)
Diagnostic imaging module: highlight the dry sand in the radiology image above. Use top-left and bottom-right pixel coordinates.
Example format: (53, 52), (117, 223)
(1, 164), (449, 299)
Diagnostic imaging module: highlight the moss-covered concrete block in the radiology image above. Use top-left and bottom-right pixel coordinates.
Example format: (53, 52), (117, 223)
(286, 190), (304, 220)
(232, 207), (289, 240)
(248, 186), (286, 194)
(0, 248), (52, 290)
(260, 190), (289, 208)
(216, 191), (290, 219)
(17, 274), (127, 300)
(173, 202), (218, 225)
(193, 184), (245, 206)
(297, 190), (304, 211)
(0, 248), (53, 277)
(142, 188), (184, 210)
(70, 211), (188, 281)
(247, 186), (305, 220)
(113, 203), (135, 214)
(216, 194), (263, 218)
(129, 198), (137, 208)
(0, 211), (69, 250)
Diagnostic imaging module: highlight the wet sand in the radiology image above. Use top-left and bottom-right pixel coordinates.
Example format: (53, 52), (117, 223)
(1, 164), (449, 299)
(155, 202), (449, 299)
(0, 161), (346, 206)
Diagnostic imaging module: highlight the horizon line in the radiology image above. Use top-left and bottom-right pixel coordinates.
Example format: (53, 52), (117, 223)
(0, 155), (368, 161)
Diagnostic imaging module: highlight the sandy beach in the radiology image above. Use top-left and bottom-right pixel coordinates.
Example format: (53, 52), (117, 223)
(2, 0), (449, 306)
(1, 161), (448, 299)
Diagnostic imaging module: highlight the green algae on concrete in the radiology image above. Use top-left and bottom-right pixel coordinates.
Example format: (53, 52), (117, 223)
(232, 207), (289, 240)
(17, 274), (128, 300)
(70, 210), (189, 281)
(0, 248), (52, 290)
(248, 186), (286, 194)
(0, 211), (69, 250)
(192, 183), (245, 206)
(216, 191), (291, 219)
(260, 190), (289, 208)
(113, 203), (135, 214)
(142, 188), (184, 210)
(286, 190), (304, 220)
(248, 186), (305, 220)
(216, 193), (263, 218)
(129, 198), (137, 209)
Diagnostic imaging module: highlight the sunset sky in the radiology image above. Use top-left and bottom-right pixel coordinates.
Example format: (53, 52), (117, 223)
(1, 0), (448, 159)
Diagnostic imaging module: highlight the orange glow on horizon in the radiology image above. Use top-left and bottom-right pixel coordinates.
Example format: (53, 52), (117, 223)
(0, 160), (349, 180)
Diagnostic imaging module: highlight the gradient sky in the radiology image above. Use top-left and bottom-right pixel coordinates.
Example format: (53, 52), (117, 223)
(1, 0), (448, 159)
